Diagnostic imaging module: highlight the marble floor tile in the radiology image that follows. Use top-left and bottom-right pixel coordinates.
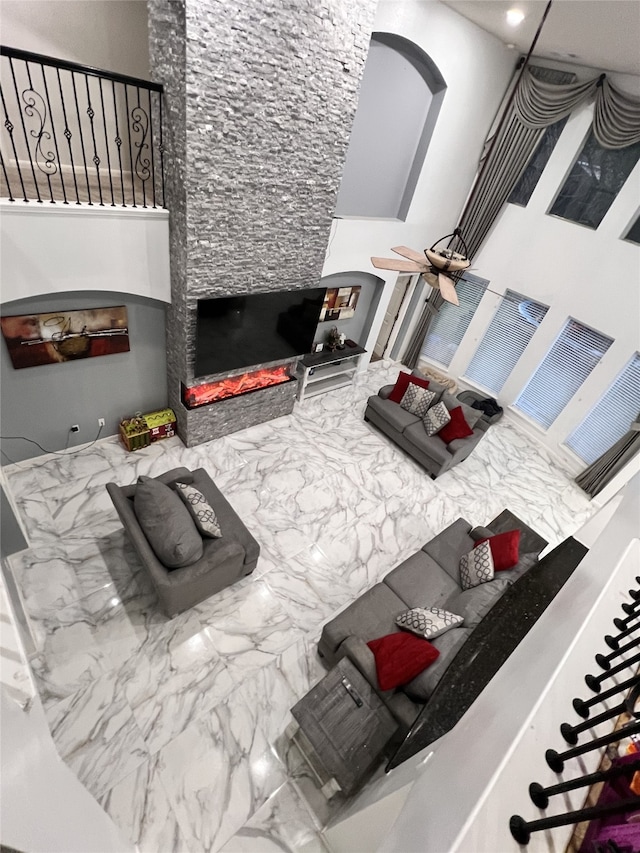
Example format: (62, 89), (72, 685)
(44, 670), (149, 799)
(157, 687), (287, 853)
(4, 359), (599, 850)
(99, 758), (190, 853)
(219, 781), (329, 853)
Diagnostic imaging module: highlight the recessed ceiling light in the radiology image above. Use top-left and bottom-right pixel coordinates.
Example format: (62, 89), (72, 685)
(506, 8), (525, 26)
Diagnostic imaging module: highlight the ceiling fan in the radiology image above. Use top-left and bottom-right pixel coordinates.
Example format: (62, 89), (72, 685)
(371, 229), (471, 306)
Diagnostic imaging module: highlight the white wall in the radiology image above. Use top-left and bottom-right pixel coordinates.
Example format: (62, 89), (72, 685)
(321, 0), (516, 365)
(0, 0), (150, 79)
(1, 203), (170, 303)
(421, 69), (640, 477)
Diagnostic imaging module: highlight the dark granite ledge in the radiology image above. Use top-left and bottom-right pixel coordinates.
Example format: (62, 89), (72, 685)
(387, 535), (589, 769)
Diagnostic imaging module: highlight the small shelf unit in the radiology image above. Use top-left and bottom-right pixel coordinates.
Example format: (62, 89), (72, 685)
(295, 345), (367, 403)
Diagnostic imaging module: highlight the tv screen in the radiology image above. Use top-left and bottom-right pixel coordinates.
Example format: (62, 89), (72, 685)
(194, 287), (326, 378)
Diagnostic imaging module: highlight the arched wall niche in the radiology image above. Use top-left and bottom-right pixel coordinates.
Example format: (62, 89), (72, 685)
(334, 32), (447, 221)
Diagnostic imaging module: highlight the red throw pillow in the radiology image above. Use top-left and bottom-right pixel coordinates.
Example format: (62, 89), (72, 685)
(475, 529), (521, 571)
(388, 371), (431, 404)
(367, 632), (440, 690)
(438, 406), (474, 444)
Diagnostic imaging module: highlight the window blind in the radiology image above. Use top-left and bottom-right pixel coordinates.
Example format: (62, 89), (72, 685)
(464, 291), (549, 394)
(565, 353), (640, 465)
(420, 274), (487, 367)
(515, 319), (614, 429)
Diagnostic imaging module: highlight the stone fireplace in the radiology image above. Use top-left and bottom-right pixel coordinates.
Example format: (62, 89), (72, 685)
(147, 0), (376, 445)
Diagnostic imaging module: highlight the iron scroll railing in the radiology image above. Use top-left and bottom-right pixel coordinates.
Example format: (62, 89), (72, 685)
(0, 45), (165, 208)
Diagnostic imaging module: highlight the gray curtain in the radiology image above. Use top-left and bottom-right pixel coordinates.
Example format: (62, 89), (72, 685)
(403, 67), (640, 368)
(575, 417), (640, 498)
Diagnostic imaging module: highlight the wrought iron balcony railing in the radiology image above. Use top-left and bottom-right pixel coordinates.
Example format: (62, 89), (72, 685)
(0, 46), (165, 209)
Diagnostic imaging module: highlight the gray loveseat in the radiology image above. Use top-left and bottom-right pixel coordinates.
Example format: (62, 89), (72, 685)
(318, 510), (547, 728)
(106, 466), (260, 617)
(364, 370), (490, 478)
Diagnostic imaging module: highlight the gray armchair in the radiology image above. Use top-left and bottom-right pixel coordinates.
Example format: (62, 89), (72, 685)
(106, 466), (259, 617)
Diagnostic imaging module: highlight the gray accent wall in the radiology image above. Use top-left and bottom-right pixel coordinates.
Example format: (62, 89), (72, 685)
(147, 0), (377, 445)
(0, 292), (167, 464)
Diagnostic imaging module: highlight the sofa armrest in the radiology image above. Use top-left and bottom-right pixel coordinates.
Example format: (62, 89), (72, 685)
(446, 423), (487, 462)
(337, 636), (395, 702)
(379, 384), (395, 400)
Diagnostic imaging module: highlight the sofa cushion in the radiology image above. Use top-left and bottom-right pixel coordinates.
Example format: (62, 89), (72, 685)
(438, 406), (474, 444)
(384, 551), (460, 609)
(174, 482), (222, 538)
(422, 518), (476, 582)
(422, 402), (452, 437)
(134, 476), (203, 568)
(400, 384), (436, 417)
(444, 576), (510, 628)
(367, 394), (420, 433)
(475, 529), (521, 570)
(396, 606), (464, 639)
(319, 583), (409, 662)
(367, 632), (440, 691)
(402, 627), (472, 702)
(403, 422), (451, 465)
(459, 541), (495, 590)
(388, 371), (432, 403)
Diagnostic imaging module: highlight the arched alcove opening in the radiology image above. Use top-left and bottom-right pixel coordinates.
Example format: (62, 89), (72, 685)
(335, 33), (446, 221)
(315, 271), (385, 350)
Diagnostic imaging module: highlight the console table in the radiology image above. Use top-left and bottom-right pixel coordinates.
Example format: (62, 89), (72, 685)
(295, 344), (367, 403)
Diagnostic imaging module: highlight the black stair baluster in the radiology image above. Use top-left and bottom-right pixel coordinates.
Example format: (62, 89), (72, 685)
(596, 635), (640, 671)
(98, 78), (115, 206)
(123, 83), (136, 207)
(84, 74), (103, 205)
(0, 83), (26, 201)
(9, 55), (41, 201)
(560, 698), (633, 745)
(55, 67), (80, 204)
(529, 758), (640, 808)
(111, 80), (126, 206)
(613, 610), (640, 632)
(546, 720), (640, 772)
(24, 60), (54, 202)
(70, 70), (92, 204)
(585, 651), (640, 693)
(510, 797), (640, 845)
(39, 61), (66, 203)
(159, 93), (165, 207)
(605, 620), (640, 650)
(148, 87), (157, 208)
(573, 673), (640, 719)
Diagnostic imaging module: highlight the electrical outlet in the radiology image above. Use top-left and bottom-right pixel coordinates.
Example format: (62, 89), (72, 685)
(71, 424), (80, 433)
(98, 417), (105, 428)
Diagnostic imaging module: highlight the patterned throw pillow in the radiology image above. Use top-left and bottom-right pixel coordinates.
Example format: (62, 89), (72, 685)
(174, 482), (222, 538)
(423, 401), (452, 436)
(396, 606), (464, 639)
(459, 541), (494, 590)
(400, 384), (436, 417)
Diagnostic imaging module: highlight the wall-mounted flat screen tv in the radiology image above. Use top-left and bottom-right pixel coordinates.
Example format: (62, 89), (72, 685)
(194, 287), (326, 379)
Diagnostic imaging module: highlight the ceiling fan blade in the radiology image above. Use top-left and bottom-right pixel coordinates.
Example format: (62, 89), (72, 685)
(438, 273), (460, 306)
(391, 245), (427, 264)
(371, 257), (427, 273)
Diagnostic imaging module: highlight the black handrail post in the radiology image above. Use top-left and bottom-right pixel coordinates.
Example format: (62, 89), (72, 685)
(0, 150), (13, 200)
(111, 80), (126, 207)
(84, 75), (103, 205)
(159, 93), (165, 207)
(573, 673), (640, 718)
(584, 650), (640, 693)
(55, 67), (80, 205)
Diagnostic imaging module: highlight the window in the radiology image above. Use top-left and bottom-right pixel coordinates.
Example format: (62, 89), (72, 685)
(420, 274), (487, 367)
(514, 319), (613, 429)
(509, 118), (569, 206)
(565, 353), (640, 464)
(624, 214), (640, 245)
(549, 131), (640, 228)
(464, 291), (549, 394)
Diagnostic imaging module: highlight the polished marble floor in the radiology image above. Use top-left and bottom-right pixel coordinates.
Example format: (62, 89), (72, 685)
(4, 361), (595, 852)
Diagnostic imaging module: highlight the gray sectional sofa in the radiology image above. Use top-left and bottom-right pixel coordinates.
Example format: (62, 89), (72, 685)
(318, 510), (547, 729)
(364, 370), (490, 478)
